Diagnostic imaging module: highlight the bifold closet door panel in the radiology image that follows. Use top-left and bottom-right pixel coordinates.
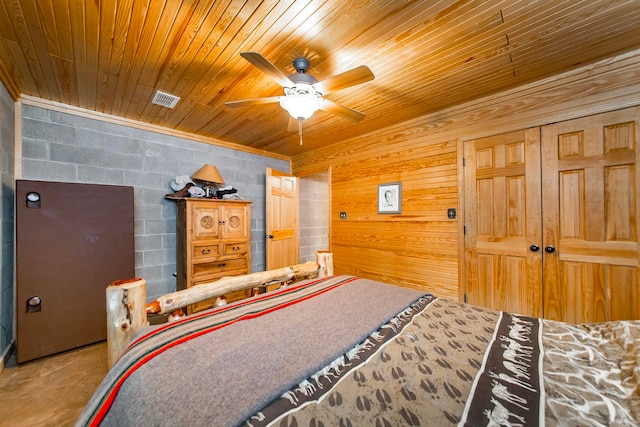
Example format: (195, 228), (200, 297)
(542, 106), (640, 323)
(463, 128), (543, 317)
(16, 180), (134, 363)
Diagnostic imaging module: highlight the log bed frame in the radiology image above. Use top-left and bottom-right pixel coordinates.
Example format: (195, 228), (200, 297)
(105, 251), (334, 367)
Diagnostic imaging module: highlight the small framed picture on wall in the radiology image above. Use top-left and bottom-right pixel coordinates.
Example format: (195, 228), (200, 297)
(378, 182), (402, 214)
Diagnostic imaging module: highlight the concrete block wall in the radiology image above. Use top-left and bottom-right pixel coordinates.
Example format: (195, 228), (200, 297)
(0, 82), (14, 362)
(21, 105), (289, 301)
(299, 172), (329, 262)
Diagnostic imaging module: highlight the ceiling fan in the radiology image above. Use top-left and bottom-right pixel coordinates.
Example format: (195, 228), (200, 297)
(225, 52), (375, 144)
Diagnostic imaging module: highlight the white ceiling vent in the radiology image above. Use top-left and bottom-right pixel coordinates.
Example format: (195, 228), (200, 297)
(152, 90), (180, 108)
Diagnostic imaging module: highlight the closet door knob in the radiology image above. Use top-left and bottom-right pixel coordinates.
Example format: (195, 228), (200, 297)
(529, 244), (540, 252)
(544, 245), (556, 254)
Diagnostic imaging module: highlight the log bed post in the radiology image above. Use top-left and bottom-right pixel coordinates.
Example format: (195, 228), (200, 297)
(316, 250), (334, 277)
(106, 278), (148, 368)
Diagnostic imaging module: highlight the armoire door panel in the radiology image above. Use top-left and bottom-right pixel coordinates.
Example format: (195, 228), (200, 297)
(192, 206), (220, 240)
(542, 106), (640, 322)
(464, 128), (543, 317)
(221, 205), (249, 239)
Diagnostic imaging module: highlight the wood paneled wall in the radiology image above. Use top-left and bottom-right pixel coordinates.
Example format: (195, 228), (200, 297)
(332, 139), (460, 298)
(292, 50), (640, 301)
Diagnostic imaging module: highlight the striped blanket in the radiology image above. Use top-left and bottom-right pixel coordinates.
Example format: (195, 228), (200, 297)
(78, 275), (640, 426)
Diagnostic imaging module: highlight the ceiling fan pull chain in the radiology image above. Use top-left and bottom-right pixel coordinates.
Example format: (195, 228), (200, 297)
(298, 118), (303, 145)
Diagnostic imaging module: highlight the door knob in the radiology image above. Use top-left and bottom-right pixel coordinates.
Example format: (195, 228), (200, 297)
(529, 244), (540, 252)
(265, 234), (274, 239)
(545, 245), (556, 253)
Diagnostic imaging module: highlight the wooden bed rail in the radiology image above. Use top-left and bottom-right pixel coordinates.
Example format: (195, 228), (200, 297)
(146, 261), (319, 315)
(106, 251), (334, 367)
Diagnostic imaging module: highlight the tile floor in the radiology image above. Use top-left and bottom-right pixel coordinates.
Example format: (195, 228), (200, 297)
(0, 341), (108, 426)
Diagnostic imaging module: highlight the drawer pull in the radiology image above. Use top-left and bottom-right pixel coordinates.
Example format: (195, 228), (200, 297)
(219, 263), (226, 268)
(201, 248), (211, 255)
(233, 246), (240, 251)
(219, 220), (226, 225)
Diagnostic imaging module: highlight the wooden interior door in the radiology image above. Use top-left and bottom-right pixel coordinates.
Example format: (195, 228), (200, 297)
(464, 128), (543, 316)
(266, 167), (300, 270)
(542, 107), (640, 323)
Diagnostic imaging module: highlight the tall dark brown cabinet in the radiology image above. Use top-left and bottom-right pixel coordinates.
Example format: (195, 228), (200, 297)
(16, 180), (134, 363)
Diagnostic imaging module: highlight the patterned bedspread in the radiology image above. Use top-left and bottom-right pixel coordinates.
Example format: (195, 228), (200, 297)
(77, 276), (640, 426)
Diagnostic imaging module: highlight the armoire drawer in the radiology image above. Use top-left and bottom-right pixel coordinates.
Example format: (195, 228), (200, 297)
(223, 242), (248, 255)
(191, 257), (247, 277)
(192, 243), (221, 260)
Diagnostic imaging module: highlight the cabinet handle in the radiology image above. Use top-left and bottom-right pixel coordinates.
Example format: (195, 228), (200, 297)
(201, 248), (211, 255)
(219, 263), (226, 268)
(529, 244), (540, 252)
(545, 245), (556, 254)
(219, 220), (226, 225)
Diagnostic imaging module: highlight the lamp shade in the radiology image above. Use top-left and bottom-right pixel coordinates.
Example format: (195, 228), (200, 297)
(191, 164), (225, 184)
(280, 94), (320, 120)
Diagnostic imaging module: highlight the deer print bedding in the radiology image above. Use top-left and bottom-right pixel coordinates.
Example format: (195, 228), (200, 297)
(78, 276), (639, 426)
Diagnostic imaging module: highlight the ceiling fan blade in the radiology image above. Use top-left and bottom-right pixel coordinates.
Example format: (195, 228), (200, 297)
(314, 65), (374, 95)
(319, 98), (365, 122)
(240, 52), (293, 87)
(225, 96), (282, 108)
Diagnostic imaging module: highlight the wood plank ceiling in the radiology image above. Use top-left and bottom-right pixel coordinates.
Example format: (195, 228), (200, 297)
(1, 0), (640, 157)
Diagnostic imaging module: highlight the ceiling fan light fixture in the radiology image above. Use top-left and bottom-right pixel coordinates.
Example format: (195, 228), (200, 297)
(280, 94), (320, 120)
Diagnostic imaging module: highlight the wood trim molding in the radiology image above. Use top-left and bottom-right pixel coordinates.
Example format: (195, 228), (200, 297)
(19, 95), (292, 162)
(14, 100), (22, 179)
(456, 137), (465, 303)
(0, 342), (15, 375)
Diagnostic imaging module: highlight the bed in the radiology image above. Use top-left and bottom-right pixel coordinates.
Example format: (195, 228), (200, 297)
(77, 256), (639, 426)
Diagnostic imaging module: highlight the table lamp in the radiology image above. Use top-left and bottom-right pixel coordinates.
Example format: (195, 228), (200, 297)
(191, 164), (225, 198)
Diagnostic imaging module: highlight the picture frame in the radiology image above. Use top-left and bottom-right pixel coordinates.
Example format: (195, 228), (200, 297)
(378, 182), (402, 214)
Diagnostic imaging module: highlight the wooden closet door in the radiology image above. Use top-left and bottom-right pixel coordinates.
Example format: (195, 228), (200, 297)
(542, 107), (640, 323)
(464, 128), (543, 316)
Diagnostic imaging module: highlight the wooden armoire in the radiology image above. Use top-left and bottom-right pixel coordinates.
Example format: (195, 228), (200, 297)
(464, 106), (640, 323)
(173, 198), (252, 313)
